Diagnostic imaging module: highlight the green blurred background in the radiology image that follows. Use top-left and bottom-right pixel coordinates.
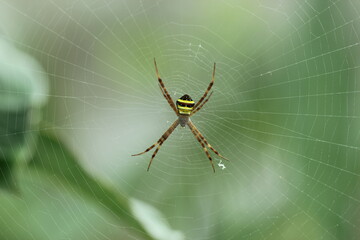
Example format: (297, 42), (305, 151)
(0, 0), (360, 239)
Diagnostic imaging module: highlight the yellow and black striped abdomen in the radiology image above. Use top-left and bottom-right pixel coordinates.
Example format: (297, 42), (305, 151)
(176, 94), (195, 115)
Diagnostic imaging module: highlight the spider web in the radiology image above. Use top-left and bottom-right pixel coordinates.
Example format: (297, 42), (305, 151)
(0, 0), (360, 239)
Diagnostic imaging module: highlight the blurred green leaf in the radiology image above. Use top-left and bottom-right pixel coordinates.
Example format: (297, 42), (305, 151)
(0, 166), (136, 239)
(30, 132), (154, 240)
(130, 198), (184, 240)
(0, 39), (48, 190)
(0, 159), (16, 191)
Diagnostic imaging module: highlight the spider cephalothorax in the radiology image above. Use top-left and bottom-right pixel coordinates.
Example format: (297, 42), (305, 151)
(132, 59), (228, 172)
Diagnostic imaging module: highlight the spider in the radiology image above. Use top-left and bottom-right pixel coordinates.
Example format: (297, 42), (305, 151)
(132, 59), (228, 172)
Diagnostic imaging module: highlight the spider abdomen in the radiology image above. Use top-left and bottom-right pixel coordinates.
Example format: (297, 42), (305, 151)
(176, 94), (195, 116)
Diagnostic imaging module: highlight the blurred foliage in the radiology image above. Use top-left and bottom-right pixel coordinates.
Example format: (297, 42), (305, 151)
(0, 39), (48, 190)
(29, 133), (155, 240)
(0, 40), (156, 239)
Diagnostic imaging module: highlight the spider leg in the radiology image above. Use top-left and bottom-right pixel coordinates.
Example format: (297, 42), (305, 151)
(158, 83), (168, 101)
(132, 119), (179, 171)
(154, 58), (178, 114)
(131, 142), (157, 156)
(191, 91), (213, 116)
(188, 121), (228, 161)
(193, 62), (216, 109)
(147, 141), (164, 171)
(187, 121), (215, 173)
